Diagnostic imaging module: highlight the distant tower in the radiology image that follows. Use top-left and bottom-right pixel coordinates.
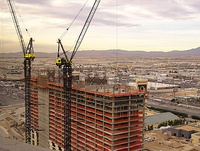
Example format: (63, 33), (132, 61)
(136, 79), (148, 91)
(136, 79), (148, 109)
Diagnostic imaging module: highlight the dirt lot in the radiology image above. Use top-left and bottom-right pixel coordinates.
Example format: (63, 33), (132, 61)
(0, 104), (25, 141)
(144, 130), (195, 151)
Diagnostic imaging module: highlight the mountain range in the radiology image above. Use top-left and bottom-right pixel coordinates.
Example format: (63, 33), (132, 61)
(1, 47), (200, 58)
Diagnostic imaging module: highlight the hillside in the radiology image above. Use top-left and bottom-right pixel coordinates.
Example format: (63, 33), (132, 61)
(1, 47), (200, 58)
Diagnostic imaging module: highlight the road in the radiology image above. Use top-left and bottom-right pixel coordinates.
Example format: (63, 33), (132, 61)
(148, 98), (200, 117)
(0, 126), (9, 138)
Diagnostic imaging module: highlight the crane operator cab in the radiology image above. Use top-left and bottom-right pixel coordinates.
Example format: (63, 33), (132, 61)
(56, 57), (67, 68)
(25, 53), (35, 61)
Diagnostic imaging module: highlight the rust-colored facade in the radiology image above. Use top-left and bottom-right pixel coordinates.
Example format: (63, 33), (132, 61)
(30, 75), (147, 151)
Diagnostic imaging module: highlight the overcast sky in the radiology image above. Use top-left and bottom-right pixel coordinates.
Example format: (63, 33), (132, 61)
(1, 0), (200, 53)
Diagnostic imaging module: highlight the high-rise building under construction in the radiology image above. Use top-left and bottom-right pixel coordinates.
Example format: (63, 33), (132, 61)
(30, 72), (147, 151)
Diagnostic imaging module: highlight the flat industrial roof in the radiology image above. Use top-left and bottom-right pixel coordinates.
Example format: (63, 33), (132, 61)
(175, 125), (200, 132)
(192, 132), (200, 137)
(145, 112), (179, 125)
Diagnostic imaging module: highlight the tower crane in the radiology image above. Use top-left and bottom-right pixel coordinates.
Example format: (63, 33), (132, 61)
(7, 0), (35, 144)
(56, 0), (100, 150)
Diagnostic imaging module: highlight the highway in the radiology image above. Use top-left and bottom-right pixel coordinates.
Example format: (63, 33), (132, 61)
(147, 97), (200, 117)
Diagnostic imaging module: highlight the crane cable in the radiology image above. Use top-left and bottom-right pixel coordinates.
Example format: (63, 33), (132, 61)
(115, 0), (119, 73)
(13, 1), (31, 38)
(1, 0), (4, 58)
(59, 0), (89, 40)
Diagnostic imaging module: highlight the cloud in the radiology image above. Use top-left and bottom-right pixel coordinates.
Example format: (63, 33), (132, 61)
(15, 0), (51, 5)
(5, 0), (199, 29)
(102, 0), (200, 20)
(3, 0), (141, 27)
(1, 0), (200, 52)
(181, 0), (200, 13)
(4, 0), (200, 22)
(139, 0), (194, 19)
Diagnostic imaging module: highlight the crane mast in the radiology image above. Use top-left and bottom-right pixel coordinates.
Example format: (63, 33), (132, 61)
(7, 0), (35, 144)
(56, 0), (101, 150)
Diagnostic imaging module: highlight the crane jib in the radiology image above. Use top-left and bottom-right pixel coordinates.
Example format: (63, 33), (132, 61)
(7, 0), (35, 60)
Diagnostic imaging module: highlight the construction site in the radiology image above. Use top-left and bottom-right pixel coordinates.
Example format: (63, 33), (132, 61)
(1, 0), (148, 150)
(3, 0), (200, 151)
(29, 71), (147, 151)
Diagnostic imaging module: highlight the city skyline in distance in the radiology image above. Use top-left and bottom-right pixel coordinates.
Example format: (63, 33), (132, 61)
(1, 0), (200, 53)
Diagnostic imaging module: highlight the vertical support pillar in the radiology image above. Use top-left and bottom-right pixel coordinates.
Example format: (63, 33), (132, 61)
(111, 97), (114, 151)
(63, 62), (72, 151)
(24, 59), (31, 143)
(142, 95), (145, 150)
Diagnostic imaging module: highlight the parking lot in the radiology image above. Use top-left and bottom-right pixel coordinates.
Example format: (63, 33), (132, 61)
(0, 81), (24, 106)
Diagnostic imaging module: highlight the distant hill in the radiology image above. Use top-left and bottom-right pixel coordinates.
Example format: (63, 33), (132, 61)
(1, 47), (200, 58)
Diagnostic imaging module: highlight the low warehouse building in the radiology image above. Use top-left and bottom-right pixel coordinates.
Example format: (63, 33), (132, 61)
(145, 112), (179, 130)
(166, 125), (200, 139)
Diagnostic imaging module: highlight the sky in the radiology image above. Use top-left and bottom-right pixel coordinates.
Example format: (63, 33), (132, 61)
(1, 0), (200, 53)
